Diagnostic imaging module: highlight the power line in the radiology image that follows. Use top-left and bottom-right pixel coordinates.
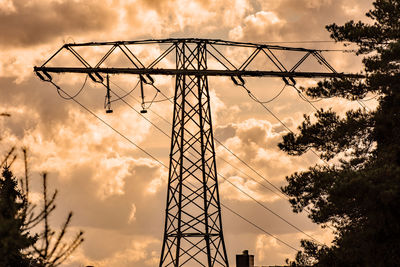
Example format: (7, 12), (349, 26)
(106, 81), (325, 244)
(110, 80), (140, 103)
(119, 82), (289, 200)
(109, 80), (288, 200)
(50, 75), (329, 245)
(256, 84), (287, 104)
(240, 83), (329, 165)
(221, 203), (300, 252)
(99, 77), (335, 234)
(50, 82), (303, 254)
(55, 75), (88, 100)
(51, 82), (168, 169)
(261, 40), (346, 44)
(289, 83), (371, 112)
(214, 139), (288, 200)
(216, 156), (288, 200)
(361, 94), (379, 101)
(290, 84), (321, 111)
(59, 77), (315, 240)
(219, 172), (324, 245)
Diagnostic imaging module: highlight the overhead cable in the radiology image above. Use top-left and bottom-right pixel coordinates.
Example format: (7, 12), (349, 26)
(105, 81), (325, 244)
(50, 82), (304, 254)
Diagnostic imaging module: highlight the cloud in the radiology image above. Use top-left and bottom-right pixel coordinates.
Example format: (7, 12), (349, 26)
(0, 0), (375, 266)
(66, 233), (160, 267)
(230, 0), (373, 43)
(0, 0), (119, 47)
(124, 0), (252, 38)
(0, 0), (16, 14)
(229, 11), (284, 41)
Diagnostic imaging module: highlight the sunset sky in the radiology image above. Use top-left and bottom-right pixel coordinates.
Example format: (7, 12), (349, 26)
(0, 0), (376, 266)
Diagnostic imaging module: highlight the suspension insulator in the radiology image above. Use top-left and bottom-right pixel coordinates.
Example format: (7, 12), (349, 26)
(282, 77), (297, 86)
(43, 71), (52, 81)
(88, 72), (104, 83)
(105, 74), (113, 114)
(141, 74), (154, 85)
(231, 75), (245, 86)
(35, 71), (47, 81)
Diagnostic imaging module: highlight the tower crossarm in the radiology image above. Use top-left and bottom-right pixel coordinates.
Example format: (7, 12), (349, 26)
(33, 38), (363, 83)
(34, 66), (361, 79)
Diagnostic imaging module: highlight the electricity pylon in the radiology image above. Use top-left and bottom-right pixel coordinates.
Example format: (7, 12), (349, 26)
(34, 38), (361, 267)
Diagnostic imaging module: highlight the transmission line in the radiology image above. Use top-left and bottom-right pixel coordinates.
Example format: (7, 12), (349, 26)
(51, 75), (330, 243)
(219, 172), (324, 245)
(240, 83), (331, 165)
(104, 81), (325, 244)
(221, 203), (300, 252)
(107, 79), (288, 200)
(55, 75), (88, 100)
(50, 83), (304, 254)
(110, 80), (140, 103)
(118, 81), (290, 200)
(105, 78), (335, 233)
(53, 76), (324, 244)
(49, 81), (168, 168)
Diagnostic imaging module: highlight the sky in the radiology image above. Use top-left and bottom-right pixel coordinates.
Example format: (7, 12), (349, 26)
(0, 0), (376, 266)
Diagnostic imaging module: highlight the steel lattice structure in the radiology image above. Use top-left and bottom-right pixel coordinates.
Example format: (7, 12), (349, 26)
(159, 42), (228, 267)
(34, 38), (361, 267)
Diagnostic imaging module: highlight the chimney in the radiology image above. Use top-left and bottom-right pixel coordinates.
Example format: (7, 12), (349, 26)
(236, 250), (254, 267)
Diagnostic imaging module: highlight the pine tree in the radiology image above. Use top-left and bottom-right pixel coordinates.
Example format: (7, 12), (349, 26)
(0, 148), (83, 266)
(280, 0), (400, 266)
(0, 166), (37, 266)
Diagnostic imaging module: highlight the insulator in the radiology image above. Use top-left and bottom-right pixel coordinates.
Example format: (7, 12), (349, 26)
(238, 75), (245, 85)
(88, 73), (104, 83)
(282, 77), (296, 86)
(140, 75), (146, 114)
(105, 74), (113, 114)
(43, 71), (52, 81)
(95, 72), (104, 82)
(231, 76), (239, 85)
(282, 77), (290, 85)
(35, 71), (47, 81)
(230, 75), (245, 86)
(146, 74), (154, 84)
(142, 74), (154, 85)
(88, 73), (98, 82)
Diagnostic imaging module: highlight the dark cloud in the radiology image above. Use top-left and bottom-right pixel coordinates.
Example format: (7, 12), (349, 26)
(215, 123), (236, 142)
(0, 0), (118, 47)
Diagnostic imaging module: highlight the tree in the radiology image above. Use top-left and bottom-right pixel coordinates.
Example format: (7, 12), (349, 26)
(0, 165), (38, 266)
(29, 172), (84, 266)
(279, 0), (400, 266)
(0, 148), (84, 266)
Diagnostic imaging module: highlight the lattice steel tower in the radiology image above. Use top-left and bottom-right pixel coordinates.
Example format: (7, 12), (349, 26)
(159, 42), (228, 267)
(34, 38), (360, 267)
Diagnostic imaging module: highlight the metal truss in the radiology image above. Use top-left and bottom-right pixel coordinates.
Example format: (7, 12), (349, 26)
(34, 38), (361, 82)
(159, 42), (228, 267)
(34, 38), (362, 267)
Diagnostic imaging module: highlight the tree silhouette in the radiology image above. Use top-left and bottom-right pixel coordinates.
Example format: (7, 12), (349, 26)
(0, 164), (37, 266)
(0, 148), (84, 266)
(280, 0), (400, 266)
